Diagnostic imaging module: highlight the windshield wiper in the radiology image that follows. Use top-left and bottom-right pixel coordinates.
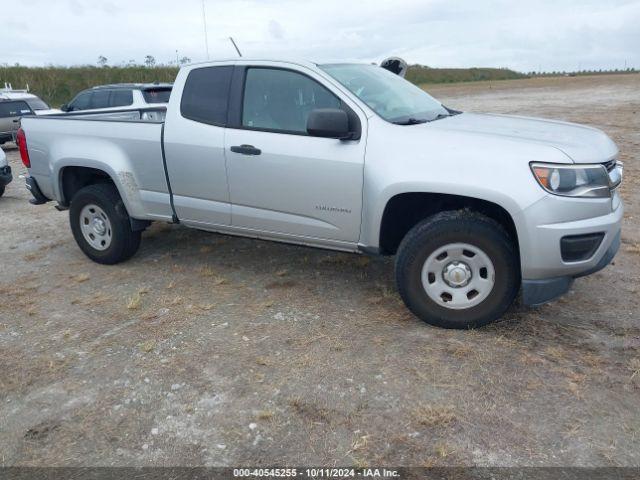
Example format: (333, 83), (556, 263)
(392, 117), (428, 125)
(431, 113), (451, 122)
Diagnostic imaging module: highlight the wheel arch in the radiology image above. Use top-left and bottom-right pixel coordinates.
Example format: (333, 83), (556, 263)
(56, 163), (143, 218)
(376, 191), (521, 262)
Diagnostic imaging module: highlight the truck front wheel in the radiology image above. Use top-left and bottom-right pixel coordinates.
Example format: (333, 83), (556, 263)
(69, 183), (141, 265)
(395, 211), (519, 329)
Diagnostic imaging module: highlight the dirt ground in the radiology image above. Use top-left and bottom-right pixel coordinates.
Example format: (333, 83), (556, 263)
(1, 74), (639, 467)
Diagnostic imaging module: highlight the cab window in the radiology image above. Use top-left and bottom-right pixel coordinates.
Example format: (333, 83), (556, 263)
(241, 68), (341, 134)
(181, 66), (233, 126)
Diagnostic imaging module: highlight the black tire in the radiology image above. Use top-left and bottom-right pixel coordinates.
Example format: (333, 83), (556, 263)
(395, 210), (520, 329)
(0, 185), (5, 197)
(69, 183), (141, 265)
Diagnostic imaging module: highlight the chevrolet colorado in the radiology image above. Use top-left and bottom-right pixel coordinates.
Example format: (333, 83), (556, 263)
(17, 59), (624, 328)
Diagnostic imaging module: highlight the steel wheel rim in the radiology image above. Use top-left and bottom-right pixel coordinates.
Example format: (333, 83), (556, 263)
(79, 204), (112, 251)
(421, 242), (495, 310)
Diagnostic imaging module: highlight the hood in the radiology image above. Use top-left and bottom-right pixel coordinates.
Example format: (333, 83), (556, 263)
(428, 112), (618, 164)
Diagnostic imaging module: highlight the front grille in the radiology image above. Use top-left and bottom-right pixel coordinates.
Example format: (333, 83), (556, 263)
(602, 159), (617, 172)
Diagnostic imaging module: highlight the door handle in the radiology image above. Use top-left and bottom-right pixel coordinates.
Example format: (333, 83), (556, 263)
(230, 144), (261, 156)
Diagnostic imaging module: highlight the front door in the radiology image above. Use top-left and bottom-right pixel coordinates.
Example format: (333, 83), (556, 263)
(225, 66), (366, 244)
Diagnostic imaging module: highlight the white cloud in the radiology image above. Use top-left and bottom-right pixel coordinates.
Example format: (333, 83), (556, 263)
(2, 0), (639, 71)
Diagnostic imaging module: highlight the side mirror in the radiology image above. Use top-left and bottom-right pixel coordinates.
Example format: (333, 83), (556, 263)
(60, 104), (69, 112)
(307, 108), (351, 139)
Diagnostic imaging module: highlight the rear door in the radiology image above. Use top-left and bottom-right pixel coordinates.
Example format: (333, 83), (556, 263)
(224, 65), (367, 244)
(163, 65), (234, 227)
(0, 101), (33, 139)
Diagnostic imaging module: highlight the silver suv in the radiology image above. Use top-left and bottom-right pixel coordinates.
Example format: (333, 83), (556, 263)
(0, 89), (60, 144)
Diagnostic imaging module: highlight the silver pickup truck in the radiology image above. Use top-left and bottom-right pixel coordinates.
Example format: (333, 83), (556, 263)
(18, 59), (624, 329)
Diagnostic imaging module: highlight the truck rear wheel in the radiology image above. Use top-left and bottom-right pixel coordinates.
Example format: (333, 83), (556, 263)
(69, 183), (141, 265)
(395, 211), (519, 329)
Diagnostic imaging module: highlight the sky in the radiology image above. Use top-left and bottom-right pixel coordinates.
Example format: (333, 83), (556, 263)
(2, 0), (640, 72)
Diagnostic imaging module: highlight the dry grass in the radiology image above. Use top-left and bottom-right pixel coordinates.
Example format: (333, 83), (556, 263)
(353, 256), (371, 267)
(74, 273), (90, 283)
(434, 443), (455, 458)
(625, 242), (640, 255)
(629, 358), (640, 380)
(350, 434), (370, 452)
(139, 340), (156, 353)
(413, 405), (457, 427)
(255, 410), (275, 421)
(23, 252), (43, 262)
(127, 293), (142, 310)
(199, 266), (215, 277)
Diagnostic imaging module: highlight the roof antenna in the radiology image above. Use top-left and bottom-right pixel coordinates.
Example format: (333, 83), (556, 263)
(201, 0), (210, 60)
(229, 37), (242, 57)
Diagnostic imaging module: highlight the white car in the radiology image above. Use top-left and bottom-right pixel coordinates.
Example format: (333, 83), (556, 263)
(61, 83), (172, 121)
(0, 147), (11, 197)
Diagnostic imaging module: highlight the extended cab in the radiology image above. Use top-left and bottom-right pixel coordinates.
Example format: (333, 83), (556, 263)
(17, 59), (624, 328)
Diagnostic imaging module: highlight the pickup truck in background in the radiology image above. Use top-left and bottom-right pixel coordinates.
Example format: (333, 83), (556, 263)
(17, 59), (624, 328)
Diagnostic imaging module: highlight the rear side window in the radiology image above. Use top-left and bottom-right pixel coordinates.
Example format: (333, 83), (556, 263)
(143, 88), (171, 104)
(181, 66), (233, 126)
(91, 90), (111, 109)
(0, 101), (33, 117)
(111, 89), (134, 107)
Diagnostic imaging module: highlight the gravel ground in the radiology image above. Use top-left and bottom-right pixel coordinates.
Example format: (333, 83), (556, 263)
(0, 74), (638, 467)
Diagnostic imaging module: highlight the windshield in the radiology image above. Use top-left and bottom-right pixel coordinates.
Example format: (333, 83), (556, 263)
(25, 97), (50, 111)
(320, 64), (449, 123)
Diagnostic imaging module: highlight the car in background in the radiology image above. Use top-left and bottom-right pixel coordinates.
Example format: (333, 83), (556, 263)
(0, 89), (61, 144)
(0, 147), (11, 197)
(61, 83), (172, 121)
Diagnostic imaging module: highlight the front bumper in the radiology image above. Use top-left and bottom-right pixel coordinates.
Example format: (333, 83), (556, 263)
(519, 191), (623, 306)
(0, 165), (12, 187)
(522, 230), (620, 305)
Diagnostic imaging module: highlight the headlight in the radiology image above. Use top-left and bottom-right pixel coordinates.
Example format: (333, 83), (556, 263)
(530, 163), (611, 198)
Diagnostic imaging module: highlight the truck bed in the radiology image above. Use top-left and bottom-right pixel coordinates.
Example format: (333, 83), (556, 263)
(21, 107), (174, 222)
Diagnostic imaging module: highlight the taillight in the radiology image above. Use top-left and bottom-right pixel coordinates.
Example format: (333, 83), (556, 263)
(16, 128), (31, 168)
